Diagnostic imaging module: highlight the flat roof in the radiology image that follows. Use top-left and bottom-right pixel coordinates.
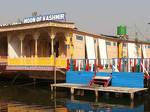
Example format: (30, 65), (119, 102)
(0, 21), (75, 33)
(74, 29), (150, 45)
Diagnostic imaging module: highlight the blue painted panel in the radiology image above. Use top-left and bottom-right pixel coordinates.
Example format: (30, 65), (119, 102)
(66, 71), (144, 88)
(112, 72), (144, 88)
(66, 71), (110, 84)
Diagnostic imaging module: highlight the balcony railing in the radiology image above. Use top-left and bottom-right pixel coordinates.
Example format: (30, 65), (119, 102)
(7, 56), (67, 68)
(0, 56), (7, 65)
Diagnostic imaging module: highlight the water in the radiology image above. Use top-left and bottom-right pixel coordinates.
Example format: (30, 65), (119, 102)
(0, 79), (149, 112)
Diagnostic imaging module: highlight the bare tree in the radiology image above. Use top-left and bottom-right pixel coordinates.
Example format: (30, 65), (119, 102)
(32, 12), (38, 17)
(135, 37), (140, 57)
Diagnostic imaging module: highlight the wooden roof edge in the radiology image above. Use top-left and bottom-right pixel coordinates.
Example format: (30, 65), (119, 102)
(73, 29), (150, 45)
(0, 20), (75, 29)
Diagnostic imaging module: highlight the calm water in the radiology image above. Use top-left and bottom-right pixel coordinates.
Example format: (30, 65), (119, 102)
(0, 79), (149, 112)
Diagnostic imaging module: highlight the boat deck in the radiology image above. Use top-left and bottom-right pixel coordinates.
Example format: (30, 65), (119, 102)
(51, 83), (148, 101)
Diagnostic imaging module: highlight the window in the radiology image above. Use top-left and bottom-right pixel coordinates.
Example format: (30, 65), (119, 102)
(138, 45), (140, 48)
(106, 42), (111, 45)
(76, 35), (83, 41)
(123, 43), (127, 47)
(113, 42), (116, 46)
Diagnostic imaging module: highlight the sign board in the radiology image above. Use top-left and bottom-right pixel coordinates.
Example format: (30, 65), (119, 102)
(23, 13), (66, 23)
(0, 13), (66, 27)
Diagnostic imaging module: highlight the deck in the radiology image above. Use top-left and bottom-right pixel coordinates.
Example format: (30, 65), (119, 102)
(51, 83), (148, 101)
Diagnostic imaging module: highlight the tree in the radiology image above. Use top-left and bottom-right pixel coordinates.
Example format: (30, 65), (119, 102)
(135, 37), (140, 57)
(32, 12), (38, 17)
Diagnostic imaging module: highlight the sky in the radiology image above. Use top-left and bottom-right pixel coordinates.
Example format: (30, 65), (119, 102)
(0, 0), (150, 40)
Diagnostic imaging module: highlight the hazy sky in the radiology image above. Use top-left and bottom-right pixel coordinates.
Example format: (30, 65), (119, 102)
(0, 0), (150, 39)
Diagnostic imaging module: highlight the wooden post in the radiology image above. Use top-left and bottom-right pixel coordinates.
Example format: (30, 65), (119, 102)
(118, 58), (121, 72)
(51, 85), (53, 92)
(51, 38), (54, 55)
(81, 90), (84, 96)
(71, 88), (74, 95)
(54, 53), (56, 84)
(18, 33), (25, 57)
(95, 90), (98, 98)
(130, 93), (134, 101)
(71, 94), (74, 101)
(134, 59), (136, 72)
(130, 101), (134, 108)
(141, 58), (143, 72)
(33, 32), (40, 57)
(20, 39), (23, 57)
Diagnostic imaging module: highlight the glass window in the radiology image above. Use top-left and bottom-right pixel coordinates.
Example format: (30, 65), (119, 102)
(113, 42), (116, 46)
(106, 42), (111, 45)
(123, 43), (127, 47)
(76, 35), (83, 41)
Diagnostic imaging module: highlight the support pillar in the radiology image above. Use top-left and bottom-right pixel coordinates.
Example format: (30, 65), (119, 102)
(65, 32), (73, 58)
(20, 39), (23, 57)
(49, 31), (56, 56)
(51, 85), (54, 92)
(95, 90), (99, 102)
(71, 95), (74, 101)
(51, 38), (54, 55)
(118, 42), (123, 58)
(18, 33), (25, 57)
(71, 88), (74, 95)
(130, 93), (134, 101)
(33, 32), (40, 57)
(70, 88), (74, 101)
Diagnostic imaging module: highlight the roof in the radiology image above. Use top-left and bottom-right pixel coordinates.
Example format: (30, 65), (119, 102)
(73, 29), (150, 45)
(0, 21), (75, 33)
(0, 20), (149, 45)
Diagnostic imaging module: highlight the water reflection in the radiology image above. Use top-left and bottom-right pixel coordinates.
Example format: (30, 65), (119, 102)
(65, 100), (144, 112)
(0, 82), (148, 112)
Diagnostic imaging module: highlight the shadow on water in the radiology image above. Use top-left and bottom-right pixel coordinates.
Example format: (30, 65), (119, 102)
(0, 78), (149, 112)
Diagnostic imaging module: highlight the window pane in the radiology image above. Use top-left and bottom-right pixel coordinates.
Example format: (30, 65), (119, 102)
(76, 35), (83, 40)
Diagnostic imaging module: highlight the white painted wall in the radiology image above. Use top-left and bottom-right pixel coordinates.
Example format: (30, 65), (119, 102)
(142, 45), (147, 58)
(8, 35), (20, 58)
(128, 43), (137, 58)
(98, 38), (108, 65)
(85, 36), (96, 59)
(85, 36), (96, 70)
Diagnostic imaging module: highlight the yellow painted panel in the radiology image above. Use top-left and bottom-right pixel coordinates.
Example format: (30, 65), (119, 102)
(118, 43), (123, 58)
(0, 58), (7, 62)
(7, 57), (67, 68)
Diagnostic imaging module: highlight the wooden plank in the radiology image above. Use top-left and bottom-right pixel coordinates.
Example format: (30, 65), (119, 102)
(51, 83), (147, 94)
(94, 76), (110, 80)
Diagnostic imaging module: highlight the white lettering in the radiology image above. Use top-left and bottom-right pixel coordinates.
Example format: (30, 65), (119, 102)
(23, 13), (66, 24)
